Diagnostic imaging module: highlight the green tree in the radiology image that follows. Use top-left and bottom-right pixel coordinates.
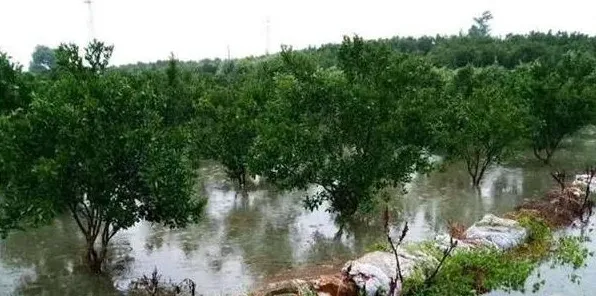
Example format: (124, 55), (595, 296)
(0, 53), (32, 113)
(520, 51), (596, 164)
(437, 65), (527, 186)
(0, 40), (205, 273)
(195, 58), (278, 188)
(251, 37), (441, 220)
(28, 45), (56, 74)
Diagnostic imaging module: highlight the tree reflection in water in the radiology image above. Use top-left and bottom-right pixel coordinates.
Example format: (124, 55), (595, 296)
(1, 216), (133, 296)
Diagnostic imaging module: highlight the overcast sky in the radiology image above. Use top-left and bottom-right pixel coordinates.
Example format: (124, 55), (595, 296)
(1, 0), (595, 67)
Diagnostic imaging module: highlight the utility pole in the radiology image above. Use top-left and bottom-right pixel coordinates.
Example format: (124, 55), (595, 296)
(265, 16), (271, 55)
(226, 44), (231, 60)
(84, 0), (95, 41)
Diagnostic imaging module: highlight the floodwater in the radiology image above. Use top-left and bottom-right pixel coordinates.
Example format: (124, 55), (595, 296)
(1, 129), (596, 296)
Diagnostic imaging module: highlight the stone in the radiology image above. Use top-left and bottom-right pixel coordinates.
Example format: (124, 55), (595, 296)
(435, 234), (482, 252)
(252, 279), (313, 296)
(312, 275), (357, 296)
(573, 174), (596, 192)
(342, 249), (438, 296)
(464, 214), (528, 250)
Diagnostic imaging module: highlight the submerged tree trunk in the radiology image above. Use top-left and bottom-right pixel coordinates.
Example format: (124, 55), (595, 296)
(466, 151), (491, 188)
(472, 175), (482, 187)
(235, 165), (247, 190)
(467, 153), (482, 187)
(533, 147), (553, 165)
(86, 241), (105, 273)
(69, 201), (119, 274)
(533, 137), (561, 165)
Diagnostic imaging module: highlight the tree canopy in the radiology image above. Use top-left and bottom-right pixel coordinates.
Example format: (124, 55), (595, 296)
(0, 41), (205, 273)
(519, 51), (596, 163)
(28, 45), (56, 74)
(251, 37), (442, 219)
(437, 65), (528, 185)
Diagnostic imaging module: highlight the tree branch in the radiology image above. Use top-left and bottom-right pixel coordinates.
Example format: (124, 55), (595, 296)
(68, 203), (89, 238)
(424, 236), (458, 287)
(387, 221), (409, 295)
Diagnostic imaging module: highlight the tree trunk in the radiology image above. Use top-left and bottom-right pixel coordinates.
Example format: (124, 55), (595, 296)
(86, 243), (103, 274)
(533, 146), (555, 165)
(468, 163), (481, 187)
(472, 172), (484, 187)
(236, 166), (247, 191)
(544, 148), (553, 165)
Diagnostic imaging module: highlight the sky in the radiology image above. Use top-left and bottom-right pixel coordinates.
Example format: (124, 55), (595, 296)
(1, 0), (596, 67)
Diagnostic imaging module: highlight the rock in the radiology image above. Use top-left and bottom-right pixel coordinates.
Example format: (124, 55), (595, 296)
(435, 234), (482, 252)
(253, 279), (313, 296)
(574, 174), (596, 192)
(343, 255), (391, 296)
(464, 214), (528, 250)
(342, 249), (438, 296)
(312, 275), (357, 296)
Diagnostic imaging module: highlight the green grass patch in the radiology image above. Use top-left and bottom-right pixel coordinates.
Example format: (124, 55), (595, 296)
(402, 248), (535, 296)
(401, 214), (591, 296)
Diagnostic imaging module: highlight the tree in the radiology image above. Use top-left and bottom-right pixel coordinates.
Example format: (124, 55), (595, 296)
(520, 51), (596, 164)
(29, 45), (56, 74)
(251, 37), (441, 220)
(195, 58), (278, 189)
(468, 11), (493, 38)
(0, 53), (33, 114)
(0, 40), (205, 273)
(437, 65), (527, 186)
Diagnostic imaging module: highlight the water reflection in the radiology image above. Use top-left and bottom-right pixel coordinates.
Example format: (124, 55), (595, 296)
(1, 132), (596, 295)
(0, 216), (125, 296)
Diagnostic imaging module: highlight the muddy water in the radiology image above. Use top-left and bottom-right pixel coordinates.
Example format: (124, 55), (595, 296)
(1, 130), (595, 296)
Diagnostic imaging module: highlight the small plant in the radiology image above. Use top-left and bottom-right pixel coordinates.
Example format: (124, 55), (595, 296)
(386, 221), (409, 295)
(513, 213), (552, 260)
(128, 267), (197, 296)
(553, 236), (591, 269)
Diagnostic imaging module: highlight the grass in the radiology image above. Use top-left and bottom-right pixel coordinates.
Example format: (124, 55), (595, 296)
(398, 213), (590, 296)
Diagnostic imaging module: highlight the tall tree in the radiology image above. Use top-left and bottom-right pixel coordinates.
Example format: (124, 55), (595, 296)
(468, 11), (493, 38)
(28, 45), (56, 74)
(0, 41), (205, 273)
(437, 65), (528, 186)
(519, 51), (596, 164)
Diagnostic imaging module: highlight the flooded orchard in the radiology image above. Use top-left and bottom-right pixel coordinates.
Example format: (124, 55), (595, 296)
(1, 130), (596, 296)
